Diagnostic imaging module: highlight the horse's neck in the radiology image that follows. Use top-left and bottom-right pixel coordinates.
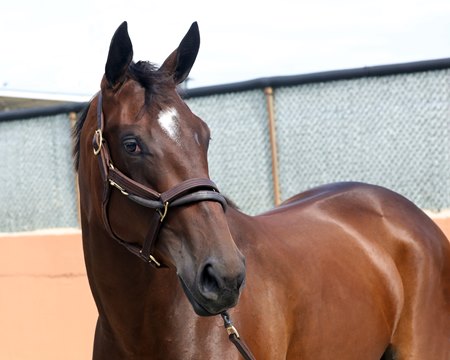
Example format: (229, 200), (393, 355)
(84, 228), (183, 345)
(225, 206), (259, 248)
(84, 206), (258, 356)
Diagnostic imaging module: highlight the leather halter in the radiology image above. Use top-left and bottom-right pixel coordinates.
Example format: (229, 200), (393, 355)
(92, 92), (227, 268)
(92, 93), (255, 360)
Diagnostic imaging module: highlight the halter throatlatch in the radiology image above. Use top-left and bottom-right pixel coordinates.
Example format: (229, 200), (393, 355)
(92, 92), (227, 268)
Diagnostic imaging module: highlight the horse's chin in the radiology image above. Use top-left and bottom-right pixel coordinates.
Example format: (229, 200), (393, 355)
(178, 276), (233, 317)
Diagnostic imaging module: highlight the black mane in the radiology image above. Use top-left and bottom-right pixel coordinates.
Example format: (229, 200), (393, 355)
(72, 61), (174, 171)
(72, 102), (91, 171)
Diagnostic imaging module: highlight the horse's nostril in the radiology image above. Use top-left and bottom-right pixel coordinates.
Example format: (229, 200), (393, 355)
(198, 260), (246, 306)
(200, 264), (221, 301)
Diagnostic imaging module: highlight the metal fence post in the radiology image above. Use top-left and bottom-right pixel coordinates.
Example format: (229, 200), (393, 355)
(264, 87), (281, 206)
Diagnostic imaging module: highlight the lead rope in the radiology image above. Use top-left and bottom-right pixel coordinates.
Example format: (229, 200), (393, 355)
(221, 311), (256, 360)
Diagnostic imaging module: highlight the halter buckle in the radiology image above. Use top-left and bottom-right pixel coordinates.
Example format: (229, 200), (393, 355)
(109, 180), (129, 196)
(148, 254), (161, 267)
(139, 250), (161, 267)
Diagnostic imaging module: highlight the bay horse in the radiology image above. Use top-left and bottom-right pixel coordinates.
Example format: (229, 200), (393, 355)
(74, 21), (450, 359)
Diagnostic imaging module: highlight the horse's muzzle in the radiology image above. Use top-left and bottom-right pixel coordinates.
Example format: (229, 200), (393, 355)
(178, 258), (246, 316)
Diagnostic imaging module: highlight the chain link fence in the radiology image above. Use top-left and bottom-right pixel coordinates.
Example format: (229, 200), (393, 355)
(0, 114), (78, 232)
(275, 70), (450, 211)
(186, 90), (275, 213)
(1, 60), (449, 232)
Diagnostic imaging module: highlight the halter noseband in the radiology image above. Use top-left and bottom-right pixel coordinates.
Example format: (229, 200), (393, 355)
(92, 92), (227, 268)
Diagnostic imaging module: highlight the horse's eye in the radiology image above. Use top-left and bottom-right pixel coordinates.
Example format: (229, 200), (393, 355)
(123, 138), (141, 154)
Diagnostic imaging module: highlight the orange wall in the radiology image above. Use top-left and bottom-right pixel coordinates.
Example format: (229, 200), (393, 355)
(0, 218), (449, 360)
(0, 231), (96, 360)
(433, 217), (450, 239)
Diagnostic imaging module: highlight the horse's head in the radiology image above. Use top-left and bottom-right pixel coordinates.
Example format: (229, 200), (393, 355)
(80, 22), (245, 316)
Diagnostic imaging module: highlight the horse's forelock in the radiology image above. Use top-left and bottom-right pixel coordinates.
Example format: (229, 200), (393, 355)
(128, 61), (174, 106)
(72, 61), (176, 172)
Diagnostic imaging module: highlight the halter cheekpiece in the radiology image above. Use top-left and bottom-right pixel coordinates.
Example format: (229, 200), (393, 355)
(92, 92), (227, 268)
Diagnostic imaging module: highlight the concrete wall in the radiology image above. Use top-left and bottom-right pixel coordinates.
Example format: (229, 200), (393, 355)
(0, 217), (449, 359)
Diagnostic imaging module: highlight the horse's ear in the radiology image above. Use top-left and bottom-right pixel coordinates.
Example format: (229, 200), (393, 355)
(105, 21), (133, 88)
(160, 22), (200, 84)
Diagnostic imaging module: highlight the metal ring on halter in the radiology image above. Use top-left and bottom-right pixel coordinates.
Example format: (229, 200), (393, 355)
(156, 201), (169, 222)
(93, 129), (103, 155)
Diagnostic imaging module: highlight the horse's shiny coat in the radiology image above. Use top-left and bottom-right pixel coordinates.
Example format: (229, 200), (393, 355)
(75, 22), (450, 359)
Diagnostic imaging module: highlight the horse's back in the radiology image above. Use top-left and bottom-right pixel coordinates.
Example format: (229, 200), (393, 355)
(232, 182), (450, 359)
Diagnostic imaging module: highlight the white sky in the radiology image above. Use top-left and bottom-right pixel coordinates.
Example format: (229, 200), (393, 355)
(2, 0), (450, 97)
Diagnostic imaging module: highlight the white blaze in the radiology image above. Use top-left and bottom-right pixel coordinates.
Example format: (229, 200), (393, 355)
(157, 107), (180, 144)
